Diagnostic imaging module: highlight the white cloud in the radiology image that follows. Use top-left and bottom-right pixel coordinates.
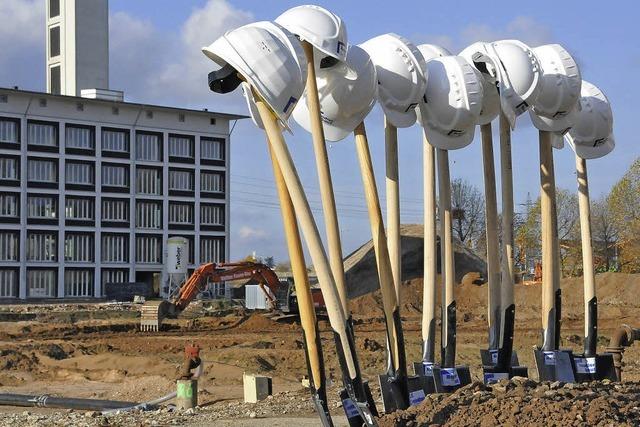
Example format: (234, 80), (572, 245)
(238, 226), (268, 240)
(0, 0), (44, 90)
(110, 0), (253, 111)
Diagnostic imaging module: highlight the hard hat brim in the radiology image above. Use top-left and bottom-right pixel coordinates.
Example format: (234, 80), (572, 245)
(383, 107), (418, 128)
(566, 132), (615, 160)
(529, 104), (580, 133)
(422, 122), (476, 151)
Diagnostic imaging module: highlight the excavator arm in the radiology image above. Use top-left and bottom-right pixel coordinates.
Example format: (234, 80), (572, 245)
(140, 262), (283, 331)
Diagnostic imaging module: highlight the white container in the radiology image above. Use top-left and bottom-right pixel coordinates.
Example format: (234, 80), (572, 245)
(243, 373), (272, 403)
(245, 284), (271, 310)
(167, 237), (188, 274)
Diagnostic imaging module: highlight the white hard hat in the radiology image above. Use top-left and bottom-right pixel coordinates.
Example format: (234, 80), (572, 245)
(292, 44), (377, 142)
(460, 40), (542, 128)
(275, 5), (348, 64)
(360, 34), (427, 128)
(459, 42), (500, 125)
(417, 44), (451, 62)
(529, 44), (582, 133)
(202, 21), (307, 131)
(565, 81), (614, 159)
(419, 55), (483, 150)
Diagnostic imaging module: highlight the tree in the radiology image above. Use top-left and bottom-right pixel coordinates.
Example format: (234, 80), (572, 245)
(608, 158), (640, 272)
(591, 196), (618, 271)
(450, 178), (485, 251)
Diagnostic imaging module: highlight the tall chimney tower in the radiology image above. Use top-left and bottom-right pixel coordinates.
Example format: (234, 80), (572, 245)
(46, 0), (109, 96)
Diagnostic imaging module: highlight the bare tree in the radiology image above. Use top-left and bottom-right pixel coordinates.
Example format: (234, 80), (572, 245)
(592, 197), (618, 271)
(450, 178), (485, 250)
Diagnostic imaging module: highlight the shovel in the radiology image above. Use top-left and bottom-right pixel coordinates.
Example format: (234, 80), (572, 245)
(431, 148), (472, 392)
(533, 130), (575, 382)
(255, 97), (377, 426)
(268, 144), (333, 426)
(572, 155), (616, 382)
(482, 116), (528, 381)
(411, 129), (437, 394)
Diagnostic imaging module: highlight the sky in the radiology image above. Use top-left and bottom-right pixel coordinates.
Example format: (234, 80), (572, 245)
(1, 0), (638, 263)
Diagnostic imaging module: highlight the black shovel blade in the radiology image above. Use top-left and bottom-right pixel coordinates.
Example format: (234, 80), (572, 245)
(339, 384), (378, 427)
(573, 353), (617, 383)
(533, 349), (576, 382)
(411, 362), (436, 394)
(482, 364), (529, 383)
(479, 349), (520, 366)
(432, 366), (472, 393)
(378, 374), (411, 414)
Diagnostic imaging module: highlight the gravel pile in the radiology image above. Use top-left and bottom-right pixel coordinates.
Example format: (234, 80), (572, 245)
(378, 378), (640, 427)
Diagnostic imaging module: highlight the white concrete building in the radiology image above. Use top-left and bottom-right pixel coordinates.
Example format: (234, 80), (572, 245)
(0, 0), (244, 300)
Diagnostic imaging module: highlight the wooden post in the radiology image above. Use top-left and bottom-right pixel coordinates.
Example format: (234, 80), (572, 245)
(437, 148), (456, 367)
(576, 155), (597, 356)
(385, 118), (402, 304)
(301, 41), (349, 315)
(480, 123), (501, 350)
(354, 122), (405, 378)
(254, 96), (356, 378)
(422, 131), (437, 362)
(268, 142), (327, 405)
(539, 130), (560, 351)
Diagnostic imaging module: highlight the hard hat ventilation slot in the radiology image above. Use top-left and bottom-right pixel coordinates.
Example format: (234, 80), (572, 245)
(208, 63), (243, 94)
(320, 56), (339, 69)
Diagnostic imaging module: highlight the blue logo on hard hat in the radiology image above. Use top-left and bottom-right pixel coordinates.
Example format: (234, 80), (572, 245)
(283, 96), (298, 113)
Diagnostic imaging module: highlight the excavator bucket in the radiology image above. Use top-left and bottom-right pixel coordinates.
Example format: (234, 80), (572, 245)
(140, 301), (172, 332)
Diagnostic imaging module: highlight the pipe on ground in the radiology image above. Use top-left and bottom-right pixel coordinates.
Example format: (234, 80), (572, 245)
(606, 324), (640, 381)
(0, 394), (137, 411)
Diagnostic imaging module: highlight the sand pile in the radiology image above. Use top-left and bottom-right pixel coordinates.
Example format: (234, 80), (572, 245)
(378, 379), (640, 427)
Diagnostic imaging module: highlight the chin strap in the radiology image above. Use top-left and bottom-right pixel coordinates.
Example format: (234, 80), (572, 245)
(208, 63), (243, 94)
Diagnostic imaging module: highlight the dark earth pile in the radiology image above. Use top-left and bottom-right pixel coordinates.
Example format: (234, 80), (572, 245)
(378, 378), (640, 427)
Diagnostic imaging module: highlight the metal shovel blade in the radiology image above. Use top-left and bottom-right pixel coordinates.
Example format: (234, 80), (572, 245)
(411, 362), (436, 394)
(533, 349), (576, 382)
(572, 353), (617, 382)
(431, 366), (472, 393)
(479, 349), (520, 366)
(377, 374), (409, 414)
(339, 382), (378, 427)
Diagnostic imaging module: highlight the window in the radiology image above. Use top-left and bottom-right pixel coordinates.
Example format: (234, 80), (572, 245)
(101, 199), (129, 222)
(27, 195), (57, 219)
(0, 194), (19, 219)
(49, 0), (60, 18)
(136, 235), (162, 264)
(50, 66), (61, 95)
(169, 202), (194, 225)
(0, 231), (19, 261)
(200, 237), (224, 263)
(169, 134), (194, 159)
(201, 137), (225, 161)
(0, 269), (18, 298)
(27, 232), (57, 262)
(135, 132), (161, 161)
(102, 128), (129, 153)
(102, 164), (129, 188)
(28, 121), (58, 147)
(27, 269), (56, 298)
(65, 197), (94, 220)
(136, 167), (161, 195)
(27, 158), (57, 183)
(50, 26), (60, 57)
(201, 204), (224, 226)
(65, 125), (94, 150)
(169, 169), (194, 191)
(102, 234), (129, 263)
(65, 162), (94, 185)
(0, 118), (19, 144)
(102, 269), (129, 285)
(64, 233), (94, 262)
(136, 201), (162, 229)
(201, 171), (225, 193)
(64, 269), (93, 297)
(0, 156), (19, 180)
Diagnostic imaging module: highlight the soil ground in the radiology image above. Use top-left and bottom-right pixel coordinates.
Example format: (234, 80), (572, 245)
(0, 272), (639, 426)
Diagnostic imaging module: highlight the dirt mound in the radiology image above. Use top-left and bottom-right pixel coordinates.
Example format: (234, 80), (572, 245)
(237, 313), (282, 332)
(0, 349), (40, 371)
(344, 224), (487, 299)
(379, 379), (640, 427)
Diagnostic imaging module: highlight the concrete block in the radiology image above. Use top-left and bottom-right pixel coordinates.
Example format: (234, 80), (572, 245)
(176, 379), (198, 409)
(243, 373), (272, 403)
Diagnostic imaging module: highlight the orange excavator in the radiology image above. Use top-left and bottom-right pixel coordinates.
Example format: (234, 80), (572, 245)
(140, 262), (324, 331)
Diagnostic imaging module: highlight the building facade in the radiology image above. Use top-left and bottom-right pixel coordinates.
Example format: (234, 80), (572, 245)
(0, 88), (242, 300)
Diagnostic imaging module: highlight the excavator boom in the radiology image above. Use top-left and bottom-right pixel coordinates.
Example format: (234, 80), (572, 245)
(140, 262), (282, 331)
